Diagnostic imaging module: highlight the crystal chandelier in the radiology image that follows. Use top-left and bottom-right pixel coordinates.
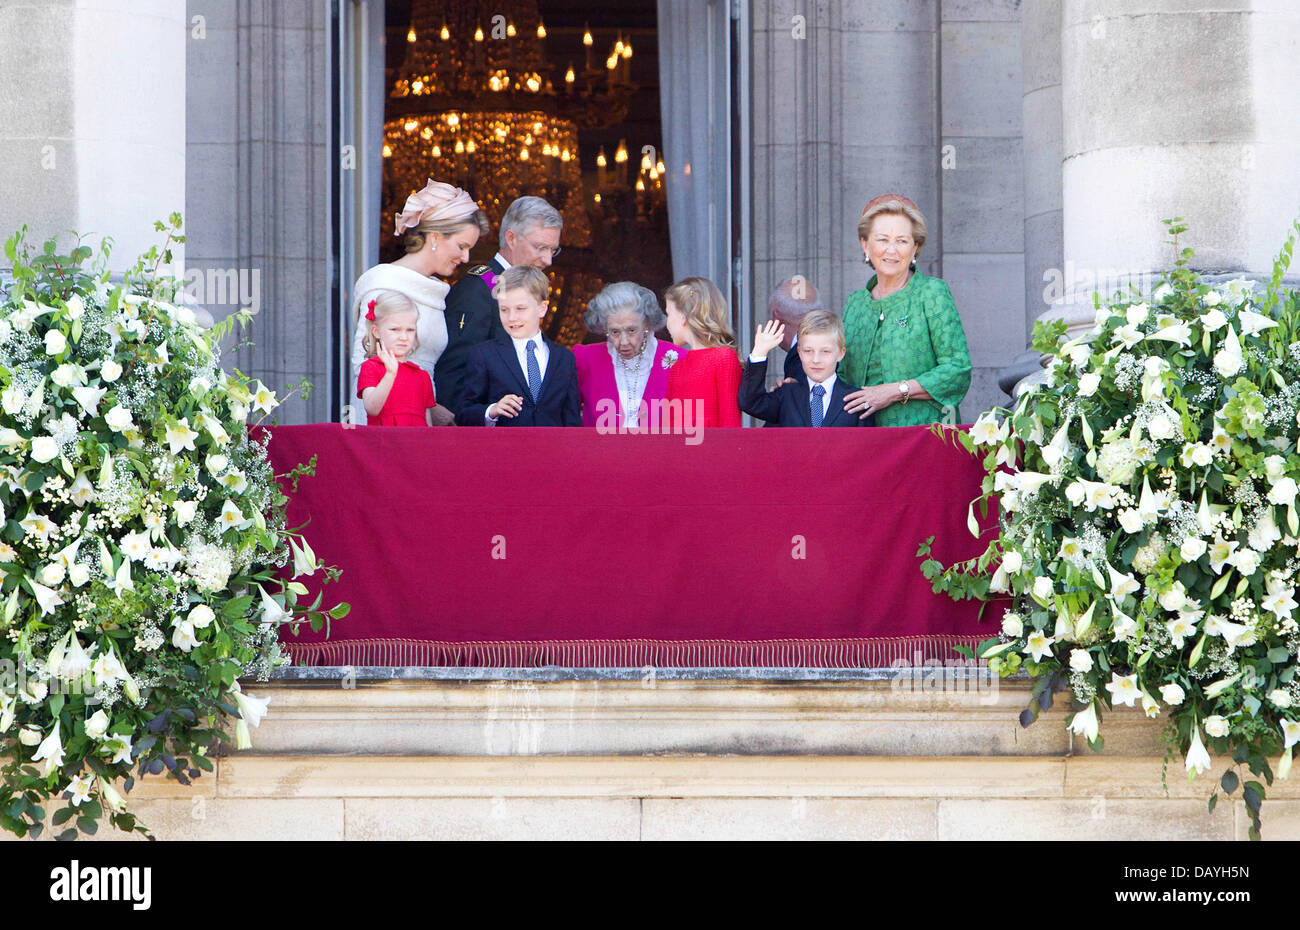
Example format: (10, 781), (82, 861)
(383, 0), (639, 250)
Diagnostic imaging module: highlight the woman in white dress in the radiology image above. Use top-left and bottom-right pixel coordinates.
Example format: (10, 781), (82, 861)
(351, 179), (489, 425)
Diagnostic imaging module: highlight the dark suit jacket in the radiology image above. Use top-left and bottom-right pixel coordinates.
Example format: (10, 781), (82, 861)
(739, 358), (872, 427)
(454, 334), (581, 427)
(436, 257), (506, 416)
(783, 345), (806, 383)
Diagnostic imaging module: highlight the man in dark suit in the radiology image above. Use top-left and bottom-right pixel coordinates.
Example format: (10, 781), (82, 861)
(769, 275), (827, 385)
(454, 266), (581, 427)
(739, 311), (873, 427)
(437, 195), (564, 416)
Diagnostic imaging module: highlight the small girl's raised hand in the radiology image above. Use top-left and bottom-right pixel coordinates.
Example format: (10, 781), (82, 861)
(377, 343), (399, 374)
(752, 320), (785, 358)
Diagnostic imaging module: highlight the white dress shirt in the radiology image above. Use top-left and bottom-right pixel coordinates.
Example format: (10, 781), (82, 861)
(486, 332), (549, 425)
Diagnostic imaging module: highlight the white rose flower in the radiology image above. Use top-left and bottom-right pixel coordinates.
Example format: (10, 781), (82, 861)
(1265, 455), (1288, 481)
(1118, 508), (1144, 534)
(1069, 649), (1093, 672)
(1066, 482), (1086, 506)
(1180, 537), (1208, 561)
(174, 500), (199, 525)
(1268, 477), (1298, 507)
(1159, 683), (1186, 705)
(1152, 282), (1174, 303)
(44, 330), (67, 355)
(1203, 290), (1222, 307)
(206, 453), (229, 475)
(51, 363), (80, 388)
(1126, 303), (1149, 325)
(104, 405), (134, 433)
(1268, 689), (1292, 709)
(67, 563), (90, 587)
(1068, 343), (1091, 369)
(1190, 444), (1213, 467)
(1147, 414), (1175, 441)
(188, 604), (216, 629)
(100, 359), (123, 382)
(1078, 372), (1101, 397)
(1229, 547), (1262, 578)
(1001, 613), (1023, 638)
(1204, 715), (1230, 738)
(37, 561), (65, 586)
(1032, 576), (1053, 601)
(29, 436), (59, 464)
(1001, 550), (1023, 574)
(1200, 307), (1228, 331)
(64, 294), (85, 319)
(83, 709), (110, 741)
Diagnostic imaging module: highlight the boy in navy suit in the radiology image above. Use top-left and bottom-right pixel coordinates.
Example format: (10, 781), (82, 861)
(455, 265), (581, 427)
(738, 310), (873, 427)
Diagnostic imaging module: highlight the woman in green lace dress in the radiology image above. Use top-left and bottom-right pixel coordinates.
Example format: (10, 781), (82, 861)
(841, 195), (972, 427)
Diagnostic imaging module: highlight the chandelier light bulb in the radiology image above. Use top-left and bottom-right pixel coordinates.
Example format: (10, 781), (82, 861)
(615, 143), (628, 163)
(623, 43), (633, 59)
(404, 119), (418, 133)
(466, 139), (477, 154)
(446, 113), (459, 127)
(565, 66), (575, 83)
(640, 153), (652, 171)
(656, 159), (665, 174)
(636, 178), (645, 191)
(474, 26), (484, 42)
(440, 24), (449, 40)
(606, 56), (617, 70)
(507, 22), (516, 37)
(489, 75), (501, 91)
(431, 144), (441, 157)
(407, 27), (416, 42)
(411, 80), (423, 93)
(526, 76), (540, 92)
(520, 147), (529, 161)
(537, 22), (546, 39)
(594, 193), (601, 203)
(583, 29), (593, 46)
(596, 151), (607, 168)
(454, 139), (465, 153)
(382, 144), (392, 158)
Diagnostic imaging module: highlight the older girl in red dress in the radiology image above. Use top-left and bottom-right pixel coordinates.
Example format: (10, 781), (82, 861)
(357, 290), (438, 426)
(663, 277), (743, 428)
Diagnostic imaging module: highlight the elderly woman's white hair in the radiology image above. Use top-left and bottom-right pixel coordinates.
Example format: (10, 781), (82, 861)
(583, 281), (666, 334)
(499, 196), (564, 251)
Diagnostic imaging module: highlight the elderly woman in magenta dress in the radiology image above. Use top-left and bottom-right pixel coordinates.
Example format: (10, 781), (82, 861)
(349, 179), (490, 425)
(574, 282), (681, 429)
(841, 194), (972, 426)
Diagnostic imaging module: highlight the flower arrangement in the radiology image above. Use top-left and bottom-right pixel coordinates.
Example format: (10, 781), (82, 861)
(922, 217), (1300, 839)
(0, 216), (347, 839)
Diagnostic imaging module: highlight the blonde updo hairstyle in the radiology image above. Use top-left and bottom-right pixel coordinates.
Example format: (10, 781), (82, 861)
(856, 195), (928, 261)
(664, 276), (736, 349)
(402, 210), (491, 255)
(361, 289), (421, 358)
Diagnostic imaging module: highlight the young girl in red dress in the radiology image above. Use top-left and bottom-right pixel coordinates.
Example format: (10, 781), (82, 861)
(663, 277), (742, 428)
(357, 290), (438, 426)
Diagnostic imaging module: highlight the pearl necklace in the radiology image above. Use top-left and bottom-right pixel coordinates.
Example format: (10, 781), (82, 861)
(616, 338), (648, 425)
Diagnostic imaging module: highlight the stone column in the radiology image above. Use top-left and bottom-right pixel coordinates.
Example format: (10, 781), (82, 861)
(1055, 0), (1300, 331)
(751, 0), (939, 324)
(999, 0), (1062, 395)
(0, 0), (186, 272)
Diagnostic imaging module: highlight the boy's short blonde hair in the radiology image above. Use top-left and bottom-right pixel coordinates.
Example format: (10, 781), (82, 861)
(492, 265), (549, 304)
(797, 309), (845, 351)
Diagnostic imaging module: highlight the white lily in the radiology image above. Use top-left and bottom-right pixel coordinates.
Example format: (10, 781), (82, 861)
(1107, 564), (1140, 601)
(1165, 614), (1196, 649)
(1105, 673), (1141, 707)
(1283, 719), (1300, 749)
(1013, 471), (1054, 495)
(1213, 325), (1244, 378)
(70, 384), (107, 418)
(1238, 307), (1279, 338)
(1024, 630), (1055, 662)
(1069, 702), (1100, 742)
(1185, 725), (1212, 777)
(1112, 324), (1145, 350)
(252, 381), (278, 415)
(970, 412), (1006, 445)
(1207, 535), (1239, 575)
(28, 580), (64, 616)
(31, 723), (64, 778)
(1110, 609), (1138, 643)
(1040, 421), (1072, 468)
(1148, 321), (1192, 347)
(164, 417), (199, 455)
(290, 537), (319, 578)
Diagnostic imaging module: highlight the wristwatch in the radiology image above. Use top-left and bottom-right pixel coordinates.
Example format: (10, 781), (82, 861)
(897, 381), (911, 404)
